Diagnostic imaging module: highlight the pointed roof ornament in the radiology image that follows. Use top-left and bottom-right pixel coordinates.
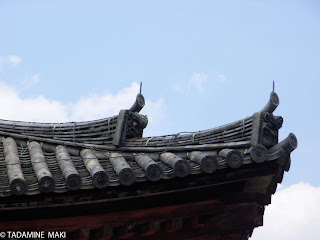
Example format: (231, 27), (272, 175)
(273, 80), (275, 92)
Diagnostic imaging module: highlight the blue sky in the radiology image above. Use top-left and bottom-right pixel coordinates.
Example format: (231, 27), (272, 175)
(0, 1), (319, 238)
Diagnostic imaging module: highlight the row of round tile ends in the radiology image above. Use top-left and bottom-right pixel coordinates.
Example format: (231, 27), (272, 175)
(3, 137), (244, 195)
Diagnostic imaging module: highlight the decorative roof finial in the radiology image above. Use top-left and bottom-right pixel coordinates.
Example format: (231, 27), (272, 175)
(129, 82), (145, 113)
(273, 80), (275, 92)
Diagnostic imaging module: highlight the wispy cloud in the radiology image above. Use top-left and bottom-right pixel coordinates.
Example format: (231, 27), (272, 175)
(20, 74), (41, 89)
(31, 74), (40, 84)
(252, 182), (320, 240)
(217, 73), (227, 83)
(189, 72), (208, 93)
(8, 55), (22, 66)
(172, 72), (227, 95)
(0, 55), (22, 71)
(172, 72), (209, 95)
(172, 82), (185, 94)
(0, 57), (5, 72)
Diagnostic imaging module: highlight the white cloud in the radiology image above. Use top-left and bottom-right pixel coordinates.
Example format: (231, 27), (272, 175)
(8, 55), (22, 66)
(143, 98), (165, 137)
(251, 182), (320, 240)
(217, 73), (227, 83)
(0, 81), (165, 136)
(70, 82), (143, 120)
(0, 81), (69, 122)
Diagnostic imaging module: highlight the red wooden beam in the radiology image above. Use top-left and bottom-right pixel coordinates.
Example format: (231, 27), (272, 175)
(0, 200), (223, 232)
(0, 201), (263, 240)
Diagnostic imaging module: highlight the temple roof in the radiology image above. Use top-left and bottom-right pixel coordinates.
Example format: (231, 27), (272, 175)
(0, 91), (297, 198)
(0, 90), (298, 239)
